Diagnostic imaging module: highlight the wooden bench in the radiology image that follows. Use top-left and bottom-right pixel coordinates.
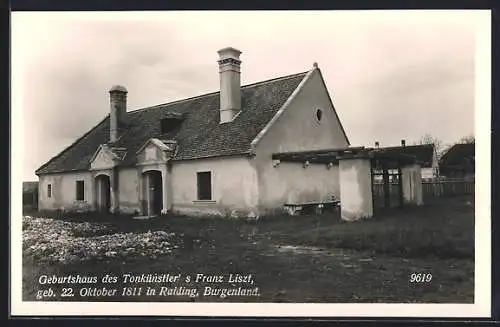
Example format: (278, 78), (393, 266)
(284, 199), (340, 216)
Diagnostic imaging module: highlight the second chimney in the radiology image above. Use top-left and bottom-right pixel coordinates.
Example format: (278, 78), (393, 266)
(217, 47), (242, 124)
(109, 85), (128, 143)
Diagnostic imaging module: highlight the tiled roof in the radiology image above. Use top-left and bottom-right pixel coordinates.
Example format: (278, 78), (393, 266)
(35, 71), (308, 175)
(440, 143), (475, 168)
(373, 144), (435, 168)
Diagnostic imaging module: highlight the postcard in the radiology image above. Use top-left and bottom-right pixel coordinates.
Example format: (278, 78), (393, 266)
(10, 9), (492, 318)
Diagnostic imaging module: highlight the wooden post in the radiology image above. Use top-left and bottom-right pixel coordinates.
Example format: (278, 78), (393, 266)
(370, 159), (375, 214)
(398, 165), (403, 207)
(383, 166), (390, 208)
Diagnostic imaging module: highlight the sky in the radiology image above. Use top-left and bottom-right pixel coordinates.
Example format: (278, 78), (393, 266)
(12, 10), (486, 181)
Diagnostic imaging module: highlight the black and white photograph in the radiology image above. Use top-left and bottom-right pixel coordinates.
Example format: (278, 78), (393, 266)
(11, 10), (491, 317)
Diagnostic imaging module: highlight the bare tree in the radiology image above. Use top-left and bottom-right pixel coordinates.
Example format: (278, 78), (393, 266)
(459, 134), (475, 144)
(413, 133), (445, 159)
(415, 133), (440, 146)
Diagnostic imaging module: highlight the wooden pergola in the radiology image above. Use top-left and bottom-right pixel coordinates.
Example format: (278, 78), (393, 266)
(272, 146), (421, 166)
(272, 147), (423, 210)
(271, 146), (365, 164)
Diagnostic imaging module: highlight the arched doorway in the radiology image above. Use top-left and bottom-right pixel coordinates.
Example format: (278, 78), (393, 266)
(142, 170), (163, 216)
(95, 174), (111, 213)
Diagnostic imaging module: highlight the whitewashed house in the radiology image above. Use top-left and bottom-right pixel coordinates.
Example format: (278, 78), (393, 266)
(36, 47), (351, 218)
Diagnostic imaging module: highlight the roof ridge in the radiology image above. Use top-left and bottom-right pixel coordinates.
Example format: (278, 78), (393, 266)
(241, 70), (308, 89)
(380, 144), (434, 150)
(127, 71), (308, 115)
(35, 69), (311, 175)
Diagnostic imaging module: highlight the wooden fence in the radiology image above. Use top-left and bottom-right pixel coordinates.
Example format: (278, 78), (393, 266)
(373, 178), (474, 201)
(372, 183), (402, 208)
(23, 189), (38, 211)
(421, 178), (475, 198)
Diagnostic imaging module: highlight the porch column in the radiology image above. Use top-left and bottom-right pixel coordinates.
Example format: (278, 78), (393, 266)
(339, 156), (373, 221)
(401, 164), (423, 205)
(161, 166), (171, 214)
(166, 166), (174, 212)
(146, 173), (152, 216)
(90, 173), (96, 211)
(138, 170), (144, 215)
(95, 177), (101, 211)
(109, 173), (115, 213)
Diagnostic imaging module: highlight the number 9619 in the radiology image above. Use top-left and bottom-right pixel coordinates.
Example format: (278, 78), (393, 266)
(409, 273), (432, 283)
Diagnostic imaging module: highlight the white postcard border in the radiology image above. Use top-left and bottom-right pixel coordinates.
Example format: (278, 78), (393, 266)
(10, 10), (492, 318)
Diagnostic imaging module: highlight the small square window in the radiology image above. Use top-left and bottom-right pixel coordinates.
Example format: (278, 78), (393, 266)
(47, 184), (52, 198)
(76, 180), (85, 201)
(161, 118), (181, 134)
(197, 172), (212, 200)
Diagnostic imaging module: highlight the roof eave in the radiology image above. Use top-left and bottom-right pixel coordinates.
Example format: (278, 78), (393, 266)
(249, 68), (315, 152)
(171, 151), (252, 162)
(36, 168), (90, 176)
(34, 114), (110, 175)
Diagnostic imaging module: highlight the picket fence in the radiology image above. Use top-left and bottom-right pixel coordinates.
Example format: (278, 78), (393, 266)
(421, 178), (475, 197)
(373, 177), (474, 199)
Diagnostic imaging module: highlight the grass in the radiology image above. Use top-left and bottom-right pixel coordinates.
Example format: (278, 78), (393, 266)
(277, 201), (474, 260)
(22, 195), (475, 303)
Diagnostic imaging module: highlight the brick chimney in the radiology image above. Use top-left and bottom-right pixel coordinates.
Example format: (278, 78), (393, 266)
(109, 85), (128, 143)
(375, 141), (380, 148)
(217, 47), (242, 124)
(401, 139), (406, 147)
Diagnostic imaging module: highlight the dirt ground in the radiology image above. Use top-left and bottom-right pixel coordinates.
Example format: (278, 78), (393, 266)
(22, 195), (475, 303)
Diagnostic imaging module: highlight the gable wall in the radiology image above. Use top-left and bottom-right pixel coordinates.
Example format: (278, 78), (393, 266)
(253, 69), (348, 212)
(90, 149), (115, 170)
(137, 143), (166, 164)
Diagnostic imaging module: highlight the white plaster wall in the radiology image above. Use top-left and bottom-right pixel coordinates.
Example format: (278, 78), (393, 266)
(170, 156), (258, 217)
(118, 167), (140, 214)
(38, 171), (94, 211)
(254, 68), (349, 212)
(339, 159), (373, 221)
(259, 161), (340, 211)
(421, 167), (434, 180)
(402, 164), (424, 205)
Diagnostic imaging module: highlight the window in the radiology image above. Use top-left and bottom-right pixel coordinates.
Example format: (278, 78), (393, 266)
(197, 171), (212, 200)
(161, 118), (181, 134)
(47, 184), (52, 198)
(316, 109), (323, 122)
(76, 180), (85, 201)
